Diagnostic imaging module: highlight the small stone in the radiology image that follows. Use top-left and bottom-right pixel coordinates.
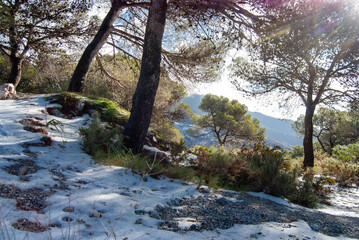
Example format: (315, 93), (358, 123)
(87, 109), (97, 117)
(77, 219), (86, 224)
(134, 210), (146, 215)
(155, 204), (165, 211)
(75, 101), (85, 113)
(62, 216), (74, 222)
(311, 224), (320, 231)
(19, 176), (30, 181)
(198, 187), (211, 194)
(18, 166), (29, 176)
(63, 206), (74, 213)
(119, 192), (131, 197)
(149, 210), (159, 219)
(135, 218), (143, 224)
(49, 222), (62, 228)
(89, 209), (102, 218)
(216, 197), (228, 206)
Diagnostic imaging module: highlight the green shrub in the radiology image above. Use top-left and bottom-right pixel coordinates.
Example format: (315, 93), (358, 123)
(48, 93), (130, 126)
(154, 122), (184, 144)
(333, 142), (359, 163)
(320, 157), (359, 184)
(288, 172), (320, 208)
(164, 166), (196, 181)
(79, 114), (121, 156)
(244, 145), (296, 196)
(290, 145), (304, 158)
(170, 139), (188, 165)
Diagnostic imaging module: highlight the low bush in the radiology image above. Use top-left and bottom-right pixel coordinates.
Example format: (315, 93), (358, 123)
(290, 145), (304, 158)
(79, 114), (121, 156)
(154, 122), (184, 144)
(318, 157), (359, 185)
(164, 166), (196, 182)
(244, 144), (297, 196)
(333, 142), (359, 163)
(288, 172), (320, 208)
(170, 139), (188, 165)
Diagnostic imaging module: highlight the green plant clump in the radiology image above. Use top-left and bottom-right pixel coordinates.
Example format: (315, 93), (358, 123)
(79, 114), (121, 157)
(288, 172), (321, 208)
(333, 142), (359, 163)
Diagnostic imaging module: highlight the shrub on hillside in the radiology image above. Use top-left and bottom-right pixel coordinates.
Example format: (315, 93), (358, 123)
(79, 114), (121, 157)
(244, 144), (296, 196)
(154, 122), (184, 144)
(333, 142), (359, 163)
(288, 172), (320, 208)
(290, 145), (304, 158)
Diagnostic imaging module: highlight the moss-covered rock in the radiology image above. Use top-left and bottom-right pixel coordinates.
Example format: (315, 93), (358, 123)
(46, 92), (130, 126)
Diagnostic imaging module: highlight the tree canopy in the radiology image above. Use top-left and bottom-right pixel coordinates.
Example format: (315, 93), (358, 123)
(68, 0), (271, 92)
(192, 94), (266, 146)
(293, 108), (359, 155)
(0, 0), (96, 88)
(231, 0), (359, 167)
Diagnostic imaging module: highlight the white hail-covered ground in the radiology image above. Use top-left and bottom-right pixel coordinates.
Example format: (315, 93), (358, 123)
(0, 95), (358, 240)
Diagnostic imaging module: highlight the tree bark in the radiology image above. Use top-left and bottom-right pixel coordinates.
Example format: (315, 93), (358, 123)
(8, 19), (23, 88)
(67, 1), (125, 92)
(123, 0), (167, 153)
(9, 56), (23, 88)
(303, 105), (316, 168)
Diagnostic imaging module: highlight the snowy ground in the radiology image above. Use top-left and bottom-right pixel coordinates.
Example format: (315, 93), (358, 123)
(0, 95), (358, 240)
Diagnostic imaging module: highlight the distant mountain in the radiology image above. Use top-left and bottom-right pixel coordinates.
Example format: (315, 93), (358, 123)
(175, 94), (302, 149)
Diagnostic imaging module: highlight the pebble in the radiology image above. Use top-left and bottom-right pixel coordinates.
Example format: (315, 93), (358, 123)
(311, 224), (320, 231)
(135, 219), (143, 224)
(149, 210), (159, 219)
(63, 206), (75, 213)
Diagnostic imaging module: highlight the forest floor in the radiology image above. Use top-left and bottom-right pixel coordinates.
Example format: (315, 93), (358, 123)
(0, 95), (358, 240)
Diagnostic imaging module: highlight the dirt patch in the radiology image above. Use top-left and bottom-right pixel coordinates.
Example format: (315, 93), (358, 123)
(21, 137), (53, 148)
(49, 169), (69, 190)
(2, 158), (41, 181)
(20, 118), (48, 135)
(12, 218), (48, 233)
(0, 184), (50, 213)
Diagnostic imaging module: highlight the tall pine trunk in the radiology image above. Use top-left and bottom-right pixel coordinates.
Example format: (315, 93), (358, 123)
(9, 56), (23, 88)
(8, 22), (23, 88)
(303, 105), (315, 168)
(123, 0), (167, 153)
(67, 1), (125, 92)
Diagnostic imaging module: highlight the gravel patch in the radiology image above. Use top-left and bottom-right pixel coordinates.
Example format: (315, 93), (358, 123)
(155, 191), (359, 238)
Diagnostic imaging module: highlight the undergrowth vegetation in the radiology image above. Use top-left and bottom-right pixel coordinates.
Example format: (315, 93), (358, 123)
(77, 113), (359, 209)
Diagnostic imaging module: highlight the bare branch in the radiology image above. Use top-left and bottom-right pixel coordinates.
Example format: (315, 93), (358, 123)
(95, 55), (126, 89)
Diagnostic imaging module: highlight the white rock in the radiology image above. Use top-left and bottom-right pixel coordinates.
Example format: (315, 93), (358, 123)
(0, 83), (16, 99)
